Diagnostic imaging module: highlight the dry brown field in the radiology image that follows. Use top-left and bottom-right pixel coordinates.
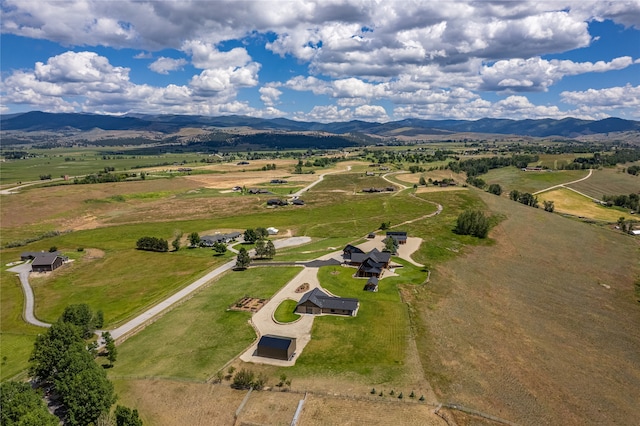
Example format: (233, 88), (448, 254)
(539, 188), (635, 222)
(113, 379), (446, 426)
(408, 190), (640, 426)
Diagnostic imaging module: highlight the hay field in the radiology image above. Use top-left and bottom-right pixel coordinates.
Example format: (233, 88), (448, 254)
(566, 165), (640, 199)
(409, 191), (640, 425)
(539, 188), (635, 222)
(483, 167), (588, 194)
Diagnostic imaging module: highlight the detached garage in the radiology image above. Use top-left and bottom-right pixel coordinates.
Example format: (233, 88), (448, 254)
(256, 335), (296, 360)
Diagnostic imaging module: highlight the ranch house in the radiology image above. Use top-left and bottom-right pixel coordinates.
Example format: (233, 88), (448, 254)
(21, 251), (66, 272)
(295, 288), (359, 316)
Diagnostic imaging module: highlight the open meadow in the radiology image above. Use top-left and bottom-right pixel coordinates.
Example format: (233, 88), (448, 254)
(408, 190), (640, 425)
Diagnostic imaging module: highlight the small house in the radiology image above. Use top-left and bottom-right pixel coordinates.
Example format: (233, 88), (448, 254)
(30, 253), (65, 272)
(256, 335), (296, 360)
(292, 199), (305, 206)
(267, 199), (287, 206)
(386, 231), (407, 245)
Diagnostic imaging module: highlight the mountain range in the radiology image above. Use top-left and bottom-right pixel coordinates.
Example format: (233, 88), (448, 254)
(2, 111), (640, 138)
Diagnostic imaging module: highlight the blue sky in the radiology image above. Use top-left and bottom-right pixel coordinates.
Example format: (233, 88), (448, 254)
(1, 1), (639, 122)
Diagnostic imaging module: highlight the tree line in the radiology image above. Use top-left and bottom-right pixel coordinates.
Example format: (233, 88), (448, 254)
(447, 154), (539, 177)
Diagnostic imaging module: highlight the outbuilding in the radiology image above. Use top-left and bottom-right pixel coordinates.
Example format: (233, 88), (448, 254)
(256, 335), (296, 360)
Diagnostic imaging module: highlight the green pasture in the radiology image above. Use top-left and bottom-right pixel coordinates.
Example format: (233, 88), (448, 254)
(29, 243), (234, 327)
(273, 299), (300, 323)
(566, 166), (640, 199)
(0, 149), (207, 184)
(309, 172), (393, 193)
(483, 167), (588, 194)
(0, 267), (43, 380)
(109, 266), (302, 381)
(532, 153), (592, 169)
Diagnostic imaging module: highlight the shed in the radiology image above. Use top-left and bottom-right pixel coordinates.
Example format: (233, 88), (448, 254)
(364, 276), (379, 292)
(256, 335), (296, 360)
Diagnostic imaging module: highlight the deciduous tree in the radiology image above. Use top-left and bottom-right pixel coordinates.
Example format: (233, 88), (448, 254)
(0, 381), (59, 426)
(454, 210), (490, 238)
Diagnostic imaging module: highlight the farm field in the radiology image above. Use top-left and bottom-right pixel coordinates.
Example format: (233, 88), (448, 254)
(0, 149), (208, 184)
(538, 188), (635, 222)
(409, 191), (640, 425)
(482, 167), (588, 194)
(566, 165), (640, 199)
(531, 153), (593, 169)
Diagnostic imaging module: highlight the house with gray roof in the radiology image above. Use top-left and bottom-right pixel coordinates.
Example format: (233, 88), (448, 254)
(21, 251), (66, 272)
(347, 248), (391, 278)
(295, 288), (359, 316)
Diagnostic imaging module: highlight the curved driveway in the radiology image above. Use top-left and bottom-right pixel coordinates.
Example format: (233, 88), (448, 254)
(8, 262), (51, 328)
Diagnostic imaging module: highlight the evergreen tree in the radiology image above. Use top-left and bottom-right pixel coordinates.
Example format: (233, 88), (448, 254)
(235, 247), (251, 270)
(265, 240), (276, 259)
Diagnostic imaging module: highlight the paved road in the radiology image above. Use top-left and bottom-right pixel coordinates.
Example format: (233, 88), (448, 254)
(8, 262), (51, 328)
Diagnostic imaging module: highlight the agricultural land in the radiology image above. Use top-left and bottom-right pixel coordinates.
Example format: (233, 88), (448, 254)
(1, 130), (639, 426)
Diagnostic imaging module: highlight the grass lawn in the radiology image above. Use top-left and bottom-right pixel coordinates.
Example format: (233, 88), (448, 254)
(30, 244), (235, 327)
(483, 167), (588, 194)
(273, 299), (300, 323)
(286, 262), (424, 386)
(0, 267), (44, 380)
(538, 188), (635, 222)
(109, 266), (302, 381)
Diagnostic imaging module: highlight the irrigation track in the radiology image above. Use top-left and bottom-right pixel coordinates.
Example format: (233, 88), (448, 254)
(532, 169), (596, 200)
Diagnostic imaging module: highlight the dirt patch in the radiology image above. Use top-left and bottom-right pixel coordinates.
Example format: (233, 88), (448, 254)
(295, 283), (310, 293)
(83, 248), (105, 259)
(229, 296), (268, 313)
